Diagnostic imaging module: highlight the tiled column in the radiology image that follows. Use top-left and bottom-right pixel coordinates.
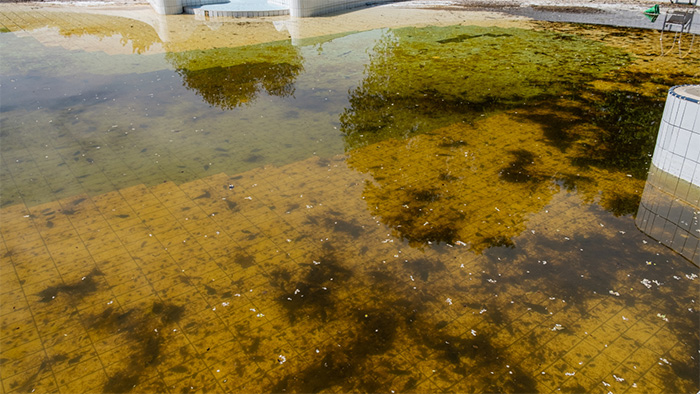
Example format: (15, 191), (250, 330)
(636, 85), (700, 264)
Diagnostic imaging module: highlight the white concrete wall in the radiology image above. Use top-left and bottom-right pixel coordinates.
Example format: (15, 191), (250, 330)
(150, 0), (377, 15)
(290, 0), (377, 17)
(149, 0), (183, 14)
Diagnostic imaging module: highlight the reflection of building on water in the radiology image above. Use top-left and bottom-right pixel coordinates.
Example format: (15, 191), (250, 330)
(636, 85), (700, 265)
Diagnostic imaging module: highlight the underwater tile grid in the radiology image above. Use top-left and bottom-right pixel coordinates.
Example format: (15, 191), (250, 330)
(1, 4), (700, 394)
(0, 156), (696, 394)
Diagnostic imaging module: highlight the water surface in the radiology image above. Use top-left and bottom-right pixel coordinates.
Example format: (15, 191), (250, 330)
(0, 7), (698, 394)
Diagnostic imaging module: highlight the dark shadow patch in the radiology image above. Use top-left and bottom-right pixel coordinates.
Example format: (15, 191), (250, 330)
(522, 301), (549, 315)
(37, 268), (103, 303)
(412, 188), (442, 203)
(403, 258), (446, 281)
(234, 253), (255, 269)
(226, 200), (239, 212)
(483, 235), (515, 249)
(244, 154), (264, 163)
(517, 112), (581, 152)
(82, 301), (185, 393)
(499, 149), (540, 183)
(322, 217), (364, 238)
(605, 192), (641, 217)
(194, 191), (211, 200)
(103, 371), (139, 393)
(10, 359), (51, 393)
(270, 251), (352, 324)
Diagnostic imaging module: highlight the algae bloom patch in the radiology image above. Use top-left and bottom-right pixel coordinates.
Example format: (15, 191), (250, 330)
(341, 25), (631, 148)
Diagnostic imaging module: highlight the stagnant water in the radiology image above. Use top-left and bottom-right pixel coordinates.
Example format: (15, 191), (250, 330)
(0, 7), (698, 394)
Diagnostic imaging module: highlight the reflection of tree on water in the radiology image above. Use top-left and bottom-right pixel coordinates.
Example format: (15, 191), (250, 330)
(165, 41), (303, 110)
(341, 25), (676, 251)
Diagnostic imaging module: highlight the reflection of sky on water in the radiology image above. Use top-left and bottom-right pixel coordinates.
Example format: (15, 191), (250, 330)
(0, 27), (391, 206)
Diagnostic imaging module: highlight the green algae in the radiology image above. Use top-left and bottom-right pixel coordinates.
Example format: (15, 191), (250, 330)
(164, 40), (302, 72)
(340, 25), (631, 149)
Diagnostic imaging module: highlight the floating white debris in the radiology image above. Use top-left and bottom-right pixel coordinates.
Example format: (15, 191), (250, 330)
(455, 241), (467, 246)
(446, 298), (453, 305)
(278, 355), (286, 364)
(313, 260), (321, 265)
(222, 302), (229, 307)
(613, 375), (624, 382)
(487, 279), (497, 283)
(256, 313), (265, 318)
(565, 372), (575, 376)
(686, 273), (698, 280)
(471, 329), (477, 336)
(622, 316), (628, 321)
(551, 324), (564, 331)
(659, 357), (670, 365)
(245, 196), (253, 200)
(656, 313), (668, 322)
(608, 290), (620, 297)
(641, 279), (653, 289)
(602, 381), (610, 387)
(479, 308), (487, 314)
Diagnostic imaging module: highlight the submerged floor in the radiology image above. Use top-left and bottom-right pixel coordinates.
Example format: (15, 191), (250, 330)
(0, 3), (699, 394)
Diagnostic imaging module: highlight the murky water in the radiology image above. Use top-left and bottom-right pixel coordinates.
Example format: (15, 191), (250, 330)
(0, 6), (698, 394)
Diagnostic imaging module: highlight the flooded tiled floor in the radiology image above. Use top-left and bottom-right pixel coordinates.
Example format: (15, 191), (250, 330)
(1, 3), (699, 394)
